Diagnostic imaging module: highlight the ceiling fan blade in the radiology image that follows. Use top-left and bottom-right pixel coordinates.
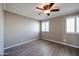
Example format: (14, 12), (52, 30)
(51, 9), (60, 12)
(36, 7), (43, 10)
(49, 3), (54, 9)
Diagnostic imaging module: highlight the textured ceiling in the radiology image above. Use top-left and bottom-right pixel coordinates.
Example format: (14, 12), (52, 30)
(3, 3), (79, 20)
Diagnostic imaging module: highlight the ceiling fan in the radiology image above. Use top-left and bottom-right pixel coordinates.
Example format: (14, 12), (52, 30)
(36, 3), (60, 16)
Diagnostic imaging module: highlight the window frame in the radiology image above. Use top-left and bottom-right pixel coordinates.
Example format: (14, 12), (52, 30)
(66, 15), (79, 34)
(41, 21), (49, 32)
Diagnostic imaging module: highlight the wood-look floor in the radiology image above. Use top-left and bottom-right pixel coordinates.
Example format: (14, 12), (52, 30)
(4, 39), (79, 56)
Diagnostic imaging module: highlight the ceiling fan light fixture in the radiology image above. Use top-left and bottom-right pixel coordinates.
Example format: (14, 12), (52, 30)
(36, 3), (59, 16)
(47, 13), (50, 16)
(44, 10), (50, 14)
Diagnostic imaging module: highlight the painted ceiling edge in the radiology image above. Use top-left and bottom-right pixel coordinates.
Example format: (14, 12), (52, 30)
(2, 3), (41, 21)
(4, 10), (79, 21)
(4, 10), (41, 21)
(42, 11), (79, 21)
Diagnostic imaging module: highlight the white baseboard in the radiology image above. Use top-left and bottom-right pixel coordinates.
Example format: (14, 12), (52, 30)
(4, 38), (39, 50)
(42, 38), (79, 49)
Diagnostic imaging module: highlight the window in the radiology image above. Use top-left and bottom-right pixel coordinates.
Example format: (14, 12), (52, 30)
(42, 21), (49, 32)
(66, 16), (79, 34)
(76, 17), (79, 32)
(66, 17), (75, 32)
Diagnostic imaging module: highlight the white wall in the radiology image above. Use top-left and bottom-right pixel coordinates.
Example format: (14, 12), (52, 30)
(4, 11), (40, 48)
(0, 4), (4, 55)
(41, 12), (79, 47)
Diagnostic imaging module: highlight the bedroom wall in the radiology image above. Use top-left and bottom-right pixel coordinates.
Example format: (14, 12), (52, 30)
(41, 11), (79, 47)
(0, 4), (4, 55)
(4, 11), (40, 48)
